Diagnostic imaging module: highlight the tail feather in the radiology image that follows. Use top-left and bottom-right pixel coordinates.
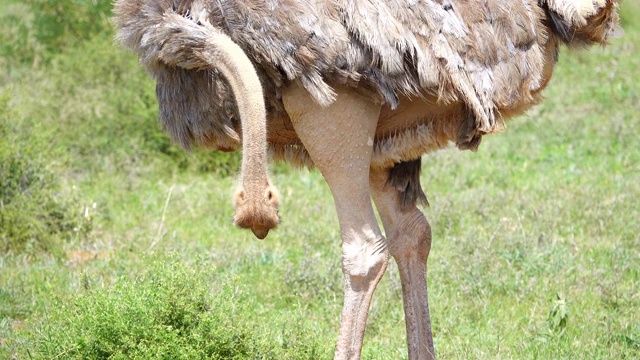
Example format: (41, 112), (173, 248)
(541, 0), (621, 46)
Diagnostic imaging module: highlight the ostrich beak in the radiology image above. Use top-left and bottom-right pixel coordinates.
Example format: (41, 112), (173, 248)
(251, 227), (269, 239)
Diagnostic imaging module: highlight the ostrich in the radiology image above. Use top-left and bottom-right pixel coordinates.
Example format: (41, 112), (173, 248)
(113, 0), (621, 358)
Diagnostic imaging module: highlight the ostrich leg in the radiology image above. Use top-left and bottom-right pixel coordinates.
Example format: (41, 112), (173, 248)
(370, 166), (434, 360)
(283, 84), (388, 360)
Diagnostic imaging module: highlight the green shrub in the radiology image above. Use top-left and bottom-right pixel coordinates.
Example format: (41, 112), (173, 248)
(0, 91), (91, 254)
(0, 0), (112, 66)
(0, 0), (248, 177)
(29, 0), (112, 48)
(0, 2), (40, 67)
(19, 259), (326, 359)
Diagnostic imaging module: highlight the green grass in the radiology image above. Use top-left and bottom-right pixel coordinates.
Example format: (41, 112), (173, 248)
(1, 2), (639, 359)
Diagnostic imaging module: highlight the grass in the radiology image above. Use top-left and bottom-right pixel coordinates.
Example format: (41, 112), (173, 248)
(1, 2), (639, 359)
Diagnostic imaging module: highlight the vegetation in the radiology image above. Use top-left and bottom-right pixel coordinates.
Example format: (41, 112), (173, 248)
(0, 90), (91, 254)
(20, 258), (326, 359)
(1, 1), (638, 359)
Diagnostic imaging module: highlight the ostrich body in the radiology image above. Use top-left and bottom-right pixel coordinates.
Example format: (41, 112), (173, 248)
(114, 1), (620, 358)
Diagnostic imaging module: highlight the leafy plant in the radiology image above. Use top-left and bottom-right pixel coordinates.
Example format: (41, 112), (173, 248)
(17, 259), (326, 359)
(0, 91), (91, 255)
(28, 0), (112, 57)
(548, 293), (569, 334)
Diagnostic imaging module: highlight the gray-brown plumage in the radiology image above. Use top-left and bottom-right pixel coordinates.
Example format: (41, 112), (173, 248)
(113, 1), (620, 358)
(114, 0), (619, 158)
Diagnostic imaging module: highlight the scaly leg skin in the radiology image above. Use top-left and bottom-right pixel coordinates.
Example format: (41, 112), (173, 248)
(283, 84), (388, 360)
(370, 167), (435, 360)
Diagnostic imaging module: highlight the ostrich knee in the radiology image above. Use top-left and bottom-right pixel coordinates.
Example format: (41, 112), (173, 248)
(388, 211), (432, 265)
(336, 233), (389, 360)
(342, 234), (389, 284)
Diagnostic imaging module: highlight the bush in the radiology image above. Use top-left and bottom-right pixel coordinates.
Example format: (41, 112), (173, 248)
(0, 91), (91, 254)
(29, 0), (112, 49)
(0, 1), (40, 67)
(18, 259), (326, 359)
(0, 0), (256, 179)
(0, 0), (112, 66)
